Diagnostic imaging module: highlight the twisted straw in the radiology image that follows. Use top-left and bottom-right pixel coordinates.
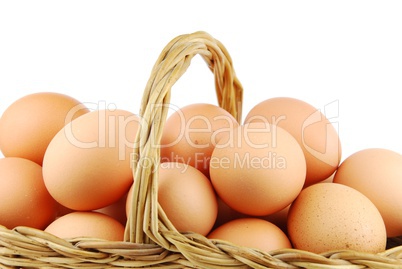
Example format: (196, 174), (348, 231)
(125, 31), (243, 246)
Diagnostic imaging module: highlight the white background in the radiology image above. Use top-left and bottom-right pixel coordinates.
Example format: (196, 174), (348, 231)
(0, 1), (401, 161)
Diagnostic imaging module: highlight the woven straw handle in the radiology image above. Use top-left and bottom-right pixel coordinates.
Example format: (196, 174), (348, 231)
(125, 31), (243, 247)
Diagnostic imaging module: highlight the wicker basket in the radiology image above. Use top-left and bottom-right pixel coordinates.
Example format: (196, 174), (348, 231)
(1, 31), (402, 269)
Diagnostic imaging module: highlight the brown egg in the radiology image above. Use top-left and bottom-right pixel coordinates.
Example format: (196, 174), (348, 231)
(45, 211), (125, 241)
(214, 197), (290, 234)
(213, 197), (249, 229)
(333, 148), (402, 237)
(244, 97), (341, 187)
(287, 182), (386, 253)
(260, 205), (290, 234)
(43, 109), (139, 211)
(55, 203), (75, 218)
(160, 103), (239, 178)
(208, 218), (292, 252)
(95, 192), (128, 226)
(126, 162), (218, 236)
(0, 157), (57, 229)
(0, 92), (89, 165)
(210, 122), (306, 216)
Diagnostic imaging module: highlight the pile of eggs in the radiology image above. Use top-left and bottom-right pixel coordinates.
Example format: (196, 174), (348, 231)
(0, 91), (401, 254)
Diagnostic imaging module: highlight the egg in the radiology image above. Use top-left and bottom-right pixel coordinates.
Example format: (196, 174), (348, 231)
(287, 182), (386, 253)
(44, 211), (125, 241)
(0, 92), (89, 165)
(261, 205), (290, 234)
(208, 218), (291, 252)
(43, 109), (139, 211)
(244, 97), (341, 187)
(210, 122), (306, 216)
(0, 157), (57, 229)
(333, 148), (402, 237)
(213, 197), (249, 230)
(160, 103), (239, 178)
(55, 203), (75, 218)
(126, 162), (218, 236)
(95, 192), (128, 226)
(214, 197), (290, 234)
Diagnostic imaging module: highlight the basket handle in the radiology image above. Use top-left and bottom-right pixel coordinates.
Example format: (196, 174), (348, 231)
(125, 31), (243, 248)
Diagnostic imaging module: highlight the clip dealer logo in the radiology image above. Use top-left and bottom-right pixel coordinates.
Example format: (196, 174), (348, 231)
(61, 100), (340, 174)
(63, 101), (141, 161)
(301, 99), (340, 167)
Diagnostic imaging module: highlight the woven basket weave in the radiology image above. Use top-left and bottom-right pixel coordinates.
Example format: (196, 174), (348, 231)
(1, 31), (402, 269)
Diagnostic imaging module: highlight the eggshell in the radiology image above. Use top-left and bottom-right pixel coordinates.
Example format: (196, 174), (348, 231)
(43, 109), (139, 211)
(55, 203), (75, 218)
(261, 205), (290, 234)
(214, 198), (290, 234)
(95, 192), (128, 226)
(287, 182), (387, 253)
(0, 92), (89, 165)
(210, 122), (306, 216)
(244, 97), (341, 187)
(126, 162), (218, 236)
(208, 218), (291, 252)
(160, 103), (239, 178)
(333, 148), (402, 237)
(45, 211), (125, 241)
(213, 197), (248, 229)
(0, 157), (57, 229)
